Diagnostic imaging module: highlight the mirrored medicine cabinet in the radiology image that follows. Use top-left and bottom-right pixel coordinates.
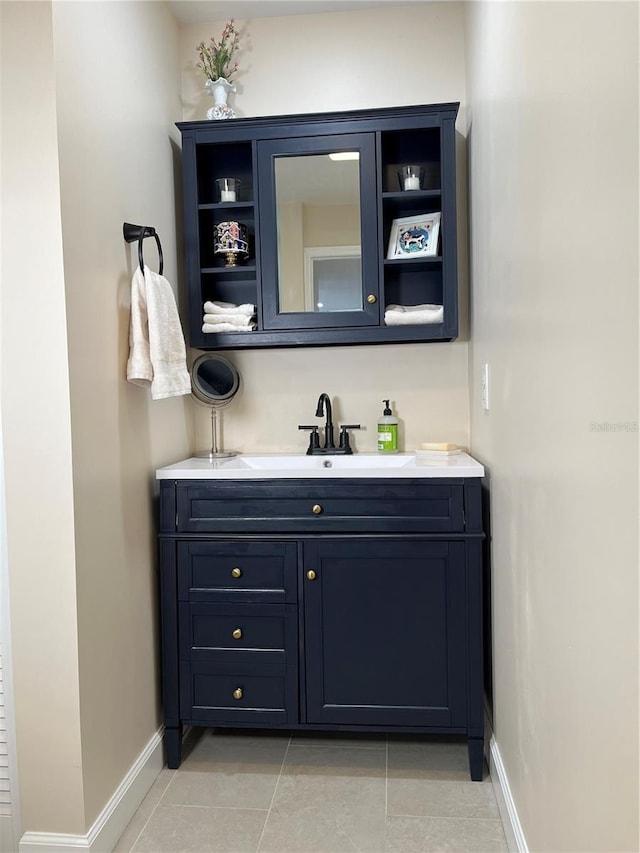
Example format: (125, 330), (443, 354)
(177, 102), (459, 351)
(274, 153), (362, 314)
(258, 133), (378, 331)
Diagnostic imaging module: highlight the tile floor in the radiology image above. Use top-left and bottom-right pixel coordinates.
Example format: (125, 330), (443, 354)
(114, 729), (508, 853)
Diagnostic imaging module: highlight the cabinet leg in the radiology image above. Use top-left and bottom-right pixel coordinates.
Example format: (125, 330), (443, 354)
(467, 736), (485, 781)
(165, 725), (183, 769)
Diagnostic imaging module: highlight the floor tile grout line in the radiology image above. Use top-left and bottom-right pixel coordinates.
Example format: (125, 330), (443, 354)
(255, 730), (292, 853)
(386, 813), (505, 822)
(288, 742), (386, 750)
(160, 803), (270, 812)
(125, 768), (176, 853)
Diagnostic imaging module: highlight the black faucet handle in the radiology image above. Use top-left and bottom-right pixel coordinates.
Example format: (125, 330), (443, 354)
(298, 424), (320, 454)
(338, 424), (361, 454)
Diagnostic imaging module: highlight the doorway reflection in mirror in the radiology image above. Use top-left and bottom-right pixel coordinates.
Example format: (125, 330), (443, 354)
(303, 246), (362, 312)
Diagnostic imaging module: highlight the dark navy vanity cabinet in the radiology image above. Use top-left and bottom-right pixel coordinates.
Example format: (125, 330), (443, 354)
(177, 102), (459, 350)
(158, 475), (486, 780)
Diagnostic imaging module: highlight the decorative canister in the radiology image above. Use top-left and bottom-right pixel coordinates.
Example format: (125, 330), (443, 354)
(214, 221), (249, 266)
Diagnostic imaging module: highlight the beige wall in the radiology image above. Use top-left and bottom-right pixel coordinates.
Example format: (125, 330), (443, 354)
(1, 0), (191, 837)
(0, 0), (85, 834)
(181, 4), (470, 455)
(465, 2), (639, 851)
(51, 0), (191, 829)
(277, 201), (305, 312)
(303, 203), (360, 247)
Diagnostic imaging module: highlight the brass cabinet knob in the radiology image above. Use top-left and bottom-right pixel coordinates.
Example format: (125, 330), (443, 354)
(367, 294), (377, 304)
(312, 504), (323, 515)
(232, 628), (242, 640)
(231, 567), (242, 578)
(233, 687), (243, 700)
(307, 570), (317, 580)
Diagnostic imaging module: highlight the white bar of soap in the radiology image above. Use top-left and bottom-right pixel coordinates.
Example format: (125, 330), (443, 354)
(419, 442), (459, 451)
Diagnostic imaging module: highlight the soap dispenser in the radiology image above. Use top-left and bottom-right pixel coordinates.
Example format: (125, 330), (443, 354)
(377, 400), (398, 453)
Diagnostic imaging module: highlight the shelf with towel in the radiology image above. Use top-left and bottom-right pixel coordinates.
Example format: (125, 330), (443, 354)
(384, 303), (444, 326)
(201, 300), (257, 334)
(383, 260), (445, 318)
(197, 267), (259, 332)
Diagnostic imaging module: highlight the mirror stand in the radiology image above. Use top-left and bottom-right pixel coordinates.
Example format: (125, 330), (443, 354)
(195, 405), (237, 460)
(190, 353), (241, 460)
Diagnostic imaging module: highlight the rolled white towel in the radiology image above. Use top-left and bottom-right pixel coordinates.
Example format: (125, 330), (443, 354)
(203, 313), (254, 326)
(203, 300), (256, 316)
(202, 322), (256, 333)
(384, 303), (443, 325)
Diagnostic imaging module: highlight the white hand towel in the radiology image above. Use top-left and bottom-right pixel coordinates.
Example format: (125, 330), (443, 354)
(202, 313), (254, 326)
(202, 322), (256, 333)
(203, 300), (256, 316)
(127, 266), (191, 400)
(384, 303), (444, 325)
(127, 267), (153, 386)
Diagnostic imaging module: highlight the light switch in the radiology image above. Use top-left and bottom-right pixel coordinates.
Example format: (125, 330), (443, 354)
(481, 363), (490, 411)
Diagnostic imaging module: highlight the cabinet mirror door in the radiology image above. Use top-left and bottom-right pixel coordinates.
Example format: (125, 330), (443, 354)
(258, 133), (379, 330)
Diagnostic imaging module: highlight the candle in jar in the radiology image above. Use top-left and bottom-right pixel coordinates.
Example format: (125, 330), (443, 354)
(220, 189), (236, 202)
(404, 176), (420, 190)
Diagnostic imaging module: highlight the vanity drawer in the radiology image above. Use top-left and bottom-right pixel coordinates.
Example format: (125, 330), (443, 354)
(179, 602), (297, 665)
(177, 541), (297, 603)
(180, 660), (297, 725)
(176, 480), (465, 533)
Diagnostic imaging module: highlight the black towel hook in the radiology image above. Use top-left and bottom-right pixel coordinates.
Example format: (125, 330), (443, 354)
(123, 222), (164, 276)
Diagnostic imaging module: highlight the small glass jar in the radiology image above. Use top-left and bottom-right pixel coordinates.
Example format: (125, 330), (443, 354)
(216, 177), (241, 203)
(398, 165), (424, 191)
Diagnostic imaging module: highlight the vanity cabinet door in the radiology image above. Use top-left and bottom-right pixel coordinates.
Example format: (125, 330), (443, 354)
(303, 538), (468, 727)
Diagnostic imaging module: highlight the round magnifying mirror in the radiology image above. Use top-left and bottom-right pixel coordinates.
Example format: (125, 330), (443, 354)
(190, 354), (240, 459)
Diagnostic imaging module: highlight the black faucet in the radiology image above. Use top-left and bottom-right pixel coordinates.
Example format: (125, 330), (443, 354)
(298, 393), (361, 455)
(315, 393), (335, 450)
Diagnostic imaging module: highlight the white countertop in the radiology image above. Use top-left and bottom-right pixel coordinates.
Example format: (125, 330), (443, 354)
(156, 452), (484, 480)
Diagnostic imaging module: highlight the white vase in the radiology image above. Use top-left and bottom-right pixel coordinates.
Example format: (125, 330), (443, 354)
(205, 77), (236, 120)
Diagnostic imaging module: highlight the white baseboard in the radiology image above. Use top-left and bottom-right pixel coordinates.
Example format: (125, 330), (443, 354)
(489, 735), (529, 853)
(0, 814), (16, 853)
(19, 728), (164, 853)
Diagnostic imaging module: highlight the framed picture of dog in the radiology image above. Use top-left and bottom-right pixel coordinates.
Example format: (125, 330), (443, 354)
(386, 212), (441, 260)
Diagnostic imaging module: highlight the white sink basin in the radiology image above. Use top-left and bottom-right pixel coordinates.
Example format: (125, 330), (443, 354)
(157, 452), (484, 479)
(240, 454), (414, 470)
